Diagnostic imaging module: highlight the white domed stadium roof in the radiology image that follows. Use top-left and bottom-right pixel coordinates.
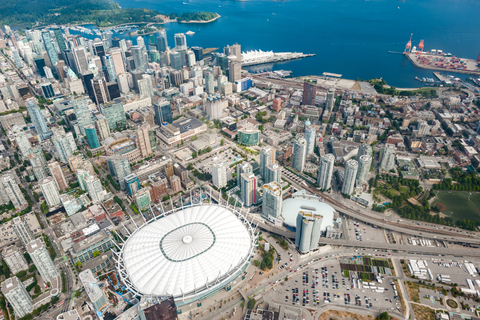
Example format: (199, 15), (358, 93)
(282, 191), (335, 231)
(119, 204), (254, 299)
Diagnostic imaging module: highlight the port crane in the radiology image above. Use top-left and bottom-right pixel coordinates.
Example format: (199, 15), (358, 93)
(417, 40), (424, 54)
(477, 52), (480, 62)
(404, 33), (413, 54)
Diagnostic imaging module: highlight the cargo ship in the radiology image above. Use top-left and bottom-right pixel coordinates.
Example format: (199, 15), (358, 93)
(241, 50), (315, 67)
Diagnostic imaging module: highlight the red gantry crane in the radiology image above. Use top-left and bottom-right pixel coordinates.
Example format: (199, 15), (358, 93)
(404, 33), (413, 54)
(417, 40), (424, 54)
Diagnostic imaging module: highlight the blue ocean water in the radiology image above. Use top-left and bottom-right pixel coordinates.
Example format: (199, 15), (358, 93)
(111, 0), (480, 87)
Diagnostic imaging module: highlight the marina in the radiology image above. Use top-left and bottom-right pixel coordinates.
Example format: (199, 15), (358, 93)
(241, 50), (315, 67)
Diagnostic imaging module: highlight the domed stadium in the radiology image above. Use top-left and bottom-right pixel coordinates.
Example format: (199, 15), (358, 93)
(116, 203), (256, 305)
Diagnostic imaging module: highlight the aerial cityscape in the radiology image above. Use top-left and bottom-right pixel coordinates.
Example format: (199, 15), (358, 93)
(0, 1), (479, 320)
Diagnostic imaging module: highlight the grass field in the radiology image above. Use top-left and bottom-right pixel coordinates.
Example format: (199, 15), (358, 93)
(435, 191), (480, 222)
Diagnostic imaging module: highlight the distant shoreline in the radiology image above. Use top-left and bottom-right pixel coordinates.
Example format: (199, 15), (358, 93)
(178, 14), (221, 24)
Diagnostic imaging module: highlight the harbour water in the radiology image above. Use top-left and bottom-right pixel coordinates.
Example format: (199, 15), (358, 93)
(109, 0), (480, 88)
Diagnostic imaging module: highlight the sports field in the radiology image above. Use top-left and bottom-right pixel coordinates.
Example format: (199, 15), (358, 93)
(434, 191), (480, 222)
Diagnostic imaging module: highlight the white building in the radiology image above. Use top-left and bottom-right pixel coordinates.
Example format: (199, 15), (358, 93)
(292, 138), (307, 172)
(2, 246), (28, 274)
(304, 126), (316, 155)
(1, 277), (33, 318)
(211, 162), (227, 189)
(380, 145), (396, 171)
(12, 217), (34, 247)
(85, 175), (108, 204)
(27, 238), (58, 283)
(342, 159), (358, 195)
(356, 155), (372, 186)
(317, 153), (334, 190)
(39, 176), (61, 207)
(262, 182), (282, 221)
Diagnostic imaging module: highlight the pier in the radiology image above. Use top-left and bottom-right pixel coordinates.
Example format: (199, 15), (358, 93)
(406, 52), (480, 76)
(241, 50), (315, 67)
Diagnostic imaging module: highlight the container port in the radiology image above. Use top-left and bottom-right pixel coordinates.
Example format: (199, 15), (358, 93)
(402, 34), (480, 76)
(241, 50), (315, 66)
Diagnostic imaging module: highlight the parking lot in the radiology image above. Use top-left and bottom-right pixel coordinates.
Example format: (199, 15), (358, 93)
(268, 257), (401, 314)
(345, 218), (387, 243)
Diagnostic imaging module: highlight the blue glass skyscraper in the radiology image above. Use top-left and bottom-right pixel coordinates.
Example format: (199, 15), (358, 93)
(156, 29), (168, 52)
(154, 100), (173, 125)
(26, 98), (52, 141)
(41, 30), (59, 68)
(84, 125), (100, 149)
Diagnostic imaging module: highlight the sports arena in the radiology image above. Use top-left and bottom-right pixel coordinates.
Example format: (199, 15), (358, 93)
(116, 203), (256, 305)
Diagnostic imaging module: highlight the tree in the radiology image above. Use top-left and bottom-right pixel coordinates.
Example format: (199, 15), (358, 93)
(187, 163), (194, 170)
(377, 312), (390, 320)
(192, 151), (198, 159)
(247, 298), (256, 310)
(220, 139), (225, 146)
(259, 124), (264, 131)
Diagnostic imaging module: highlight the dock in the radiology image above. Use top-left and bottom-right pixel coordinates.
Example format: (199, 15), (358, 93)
(406, 52), (480, 76)
(241, 51), (315, 67)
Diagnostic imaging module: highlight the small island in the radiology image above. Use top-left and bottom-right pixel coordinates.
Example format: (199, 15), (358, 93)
(0, 0), (219, 28)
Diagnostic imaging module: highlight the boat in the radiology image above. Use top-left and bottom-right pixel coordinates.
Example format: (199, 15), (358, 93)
(186, 30), (195, 36)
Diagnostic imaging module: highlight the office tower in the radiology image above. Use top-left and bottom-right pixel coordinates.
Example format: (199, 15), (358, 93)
(265, 163), (281, 184)
(72, 96), (93, 135)
(100, 101), (126, 130)
(39, 177), (61, 207)
(41, 30), (59, 68)
(29, 152), (47, 181)
(102, 54), (116, 82)
(76, 169), (90, 191)
(174, 33), (187, 51)
(2, 175), (28, 211)
(156, 29), (168, 52)
(260, 147), (276, 180)
(41, 82), (54, 98)
(102, 30), (113, 49)
(91, 77), (110, 105)
(317, 154), (335, 190)
(326, 88), (335, 110)
(136, 36), (145, 48)
(52, 132), (77, 163)
(63, 49), (77, 73)
(11, 49), (23, 68)
(2, 246), (28, 274)
(295, 210), (323, 253)
(380, 145), (396, 171)
(154, 100), (173, 125)
(304, 126), (316, 155)
(124, 174), (141, 197)
(292, 138), (307, 172)
(110, 47), (125, 76)
(85, 124), (100, 149)
(224, 43), (241, 62)
(26, 238), (58, 283)
(192, 46), (203, 61)
(1, 277), (33, 318)
(169, 175), (181, 193)
(11, 216), (34, 246)
(240, 173), (257, 207)
(169, 51), (182, 70)
(138, 74), (154, 98)
(205, 72), (214, 94)
(14, 131), (31, 157)
(117, 73), (130, 94)
(84, 175), (105, 204)
(34, 57), (46, 77)
(186, 50), (196, 67)
(106, 156), (131, 190)
(81, 71), (95, 102)
(212, 163), (227, 188)
(356, 155), (372, 186)
(48, 161), (67, 192)
(93, 40), (105, 58)
(26, 98), (52, 140)
(52, 27), (66, 53)
(236, 162), (253, 187)
(95, 115), (110, 141)
(357, 143), (372, 160)
(228, 60), (241, 83)
(302, 82), (316, 106)
(342, 159), (358, 195)
(135, 123), (152, 158)
(262, 182), (282, 220)
(131, 45), (147, 71)
(73, 46), (88, 73)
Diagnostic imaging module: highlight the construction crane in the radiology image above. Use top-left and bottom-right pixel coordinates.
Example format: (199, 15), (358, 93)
(477, 52), (480, 62)
(417, 40), (424, 54)
(404, 33), (413, 54)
